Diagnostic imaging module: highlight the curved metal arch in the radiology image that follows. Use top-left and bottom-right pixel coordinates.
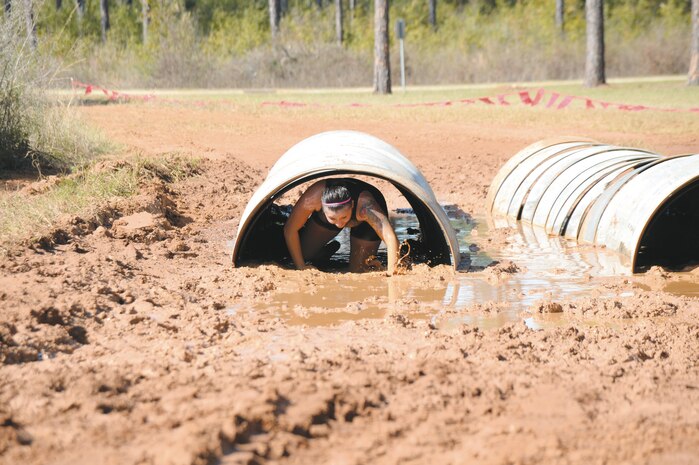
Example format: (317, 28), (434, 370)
(543, 153), (657, 236)
(518, 146), (641, 223)
(594, 154), (699, 270)
(489, 140), (600, 218)
(489, 138), (699, 272)
(232, 130), (460, 268)
(568, 161), (652, 242)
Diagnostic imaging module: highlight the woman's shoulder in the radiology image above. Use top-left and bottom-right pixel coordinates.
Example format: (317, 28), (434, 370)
(357, 188), (379, 204)
(355, 190), (382, 218)
(298, 180), (325, 209)
(305, 180), (326, 197)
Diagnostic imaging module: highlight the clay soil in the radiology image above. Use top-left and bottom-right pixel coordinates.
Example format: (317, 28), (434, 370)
(2, 100), (699, 465)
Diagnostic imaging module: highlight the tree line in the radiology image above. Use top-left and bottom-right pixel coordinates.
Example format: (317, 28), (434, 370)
(366, 0), (699, 92)
(3, 0), (698, 91)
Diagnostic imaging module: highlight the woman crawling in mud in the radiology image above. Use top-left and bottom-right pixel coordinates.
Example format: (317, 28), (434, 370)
(283, 178), (399, 275)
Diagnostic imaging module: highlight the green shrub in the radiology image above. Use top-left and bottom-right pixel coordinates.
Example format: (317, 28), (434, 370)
(1, 6), (41, 168)
(28, 0), (694, 88)
(203, 6), (268, 57)
(1, 2), (108, 170)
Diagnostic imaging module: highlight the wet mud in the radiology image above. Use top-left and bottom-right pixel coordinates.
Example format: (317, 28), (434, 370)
(1, 105), (699, 465)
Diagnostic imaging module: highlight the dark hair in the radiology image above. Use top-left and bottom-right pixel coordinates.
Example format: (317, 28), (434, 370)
(322, 181), (352, 211)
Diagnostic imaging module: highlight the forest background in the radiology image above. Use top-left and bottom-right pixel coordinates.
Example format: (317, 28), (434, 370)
(12, 0), (697, 88)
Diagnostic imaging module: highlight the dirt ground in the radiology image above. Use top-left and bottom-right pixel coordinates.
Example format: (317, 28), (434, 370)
(1, 101), (699, 465)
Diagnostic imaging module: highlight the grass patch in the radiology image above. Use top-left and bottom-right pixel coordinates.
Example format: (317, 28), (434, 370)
(107, 78), (696, 139)
(29, 104), (114, 171)
(0, 154), (200, 249)
(263, 78), (699, 139)
(70, 76), (698, 109)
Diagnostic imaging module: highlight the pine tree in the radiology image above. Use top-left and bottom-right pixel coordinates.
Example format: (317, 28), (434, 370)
(689, 0), (699, 85)
(374, 0), (391, 93)
(584, 0), (605, 87)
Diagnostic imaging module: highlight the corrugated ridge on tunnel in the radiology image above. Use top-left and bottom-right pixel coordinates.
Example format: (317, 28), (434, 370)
(488, 139), (699, 272)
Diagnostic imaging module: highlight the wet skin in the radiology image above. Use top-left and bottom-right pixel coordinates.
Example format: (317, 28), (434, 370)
(283, 180), (399, 274)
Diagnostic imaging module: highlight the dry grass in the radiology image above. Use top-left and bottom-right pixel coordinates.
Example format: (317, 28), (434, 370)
(1, 5), (110, 171)
(30, 103), (114, 170)
(138, 78), (696, 139)
(0, 154), (199, 249)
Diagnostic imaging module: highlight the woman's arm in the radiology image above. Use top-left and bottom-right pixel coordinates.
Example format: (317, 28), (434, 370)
(283, 183), (322, 270)
(357, 195), (399, 276)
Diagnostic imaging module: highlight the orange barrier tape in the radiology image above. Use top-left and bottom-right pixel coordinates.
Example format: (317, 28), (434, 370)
(70, 79), (699, 114)
(262, 87), (699, 113)
(70, 79), (209, 107)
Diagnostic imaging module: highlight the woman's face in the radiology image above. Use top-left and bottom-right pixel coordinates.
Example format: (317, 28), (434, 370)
(322, 204), (353, 228)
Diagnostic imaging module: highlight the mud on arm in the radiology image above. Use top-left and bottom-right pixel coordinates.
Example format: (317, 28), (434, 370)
(361, 200), (399, 276)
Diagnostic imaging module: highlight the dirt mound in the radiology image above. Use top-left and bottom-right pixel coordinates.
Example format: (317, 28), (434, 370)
(0, 156), (263, 369)
(19, 175), (61, 196)
(110, 184), (186, 243)
(527, 291), (692, 319)
(531, 300), (564, 314)
(480, 259), (523, 284)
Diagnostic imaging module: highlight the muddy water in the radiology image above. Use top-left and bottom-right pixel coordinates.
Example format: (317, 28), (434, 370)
(636, 279), (699, 297)
(238, 208), (698, 328)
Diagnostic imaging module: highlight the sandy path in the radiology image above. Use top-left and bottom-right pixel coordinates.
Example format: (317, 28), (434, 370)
(1, 102), (698, 465)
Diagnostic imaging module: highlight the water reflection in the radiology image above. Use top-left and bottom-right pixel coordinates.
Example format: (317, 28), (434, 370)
(248, 208), (692, 328)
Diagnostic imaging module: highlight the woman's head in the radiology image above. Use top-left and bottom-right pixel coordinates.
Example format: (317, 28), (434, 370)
(322, 181), (353, 228)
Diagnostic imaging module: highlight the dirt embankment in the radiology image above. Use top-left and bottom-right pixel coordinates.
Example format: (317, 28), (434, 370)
(1, 105), (699, 465)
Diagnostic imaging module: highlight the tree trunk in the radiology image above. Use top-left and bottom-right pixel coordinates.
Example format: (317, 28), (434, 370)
(100, 0), (110, 43)
(141, 0), (149, 45)
(23, 0), (37, 49)
(373, 0), (391, 94)
(584, 0), (605, 87)
(555, 0), (564, 34)
(269, 0), (280, 40)
(689, 0), (699, 85)
(335, 0), (343, 45)
(76, 0), (85, 20)
(428, 0), (436, 30)
(349, 0), (355, 29)
(280, 0), (287, 16)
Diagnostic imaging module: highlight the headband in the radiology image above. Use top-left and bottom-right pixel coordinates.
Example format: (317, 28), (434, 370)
(322, 198), (352, 207)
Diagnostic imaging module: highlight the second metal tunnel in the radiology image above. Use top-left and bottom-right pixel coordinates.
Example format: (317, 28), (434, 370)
(487, 138), (699, 272)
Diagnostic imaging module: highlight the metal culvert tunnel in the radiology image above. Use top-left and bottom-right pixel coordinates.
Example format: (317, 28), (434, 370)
(232, 130), (461, 269)
(488, 138), (699, 272)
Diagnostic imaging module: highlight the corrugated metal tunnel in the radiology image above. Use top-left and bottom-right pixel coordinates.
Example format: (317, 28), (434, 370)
(488, 138), (699, 272)
(232, 130), (461, 269)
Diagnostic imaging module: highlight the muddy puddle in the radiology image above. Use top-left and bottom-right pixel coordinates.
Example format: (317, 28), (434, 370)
(230, 207), (699, 328)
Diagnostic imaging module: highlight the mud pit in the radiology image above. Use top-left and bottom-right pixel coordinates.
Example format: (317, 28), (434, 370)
(2, 102), (699, 465)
